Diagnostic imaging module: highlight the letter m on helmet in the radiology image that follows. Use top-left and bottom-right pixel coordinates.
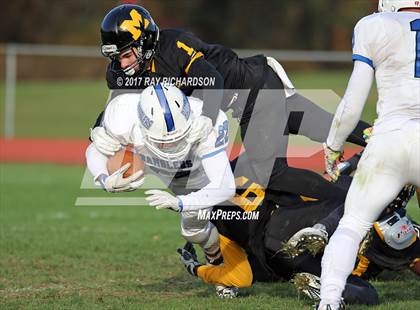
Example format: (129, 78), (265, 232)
(120, 9), (150, 40)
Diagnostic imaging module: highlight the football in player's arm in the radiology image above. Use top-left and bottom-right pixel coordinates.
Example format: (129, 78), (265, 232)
(92, 3), (372, 200)
(86, 83), (235, 262)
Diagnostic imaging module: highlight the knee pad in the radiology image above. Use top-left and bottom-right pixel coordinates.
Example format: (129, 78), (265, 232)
(339, 214), (372, 240)
(201, 224), (220, 254)
(181, 221), (220, 253)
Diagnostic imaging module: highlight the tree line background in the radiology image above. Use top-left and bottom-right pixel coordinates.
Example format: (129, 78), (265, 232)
(0, 0), (378, 79)
(2, 0), (378, 49)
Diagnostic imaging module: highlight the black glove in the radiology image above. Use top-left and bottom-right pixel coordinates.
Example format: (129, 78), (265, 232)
(177, 242), (202, 276)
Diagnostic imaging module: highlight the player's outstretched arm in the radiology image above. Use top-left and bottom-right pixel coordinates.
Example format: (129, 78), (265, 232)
(324, 61), (374, 179)
(326, 61), (374, 151)
(148, 151), (236, 212)
(178, 150), (236, 211)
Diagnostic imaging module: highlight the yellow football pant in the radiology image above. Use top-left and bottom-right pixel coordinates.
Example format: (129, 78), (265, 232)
(197, 234), (253, 288)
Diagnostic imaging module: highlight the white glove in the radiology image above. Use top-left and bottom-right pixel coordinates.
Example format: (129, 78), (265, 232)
(145, 190), (183, 212)
(186, 115), (213, 144)
(90, 126), (122, 156)
(323, 143), (343, 181)
(125, 177), (145, 192)
(97, 163), (144, 192)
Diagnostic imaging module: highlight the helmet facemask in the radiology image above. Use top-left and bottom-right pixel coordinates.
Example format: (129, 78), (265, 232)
(144, 124), (193, 161)
(102, 30), (159, 76)
(138, 84), (194, 161)
(100, 5), (159, 76)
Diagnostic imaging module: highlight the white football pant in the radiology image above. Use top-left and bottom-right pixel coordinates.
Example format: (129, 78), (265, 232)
(180, 207), (220, 255)
(319, 119), (420, 309)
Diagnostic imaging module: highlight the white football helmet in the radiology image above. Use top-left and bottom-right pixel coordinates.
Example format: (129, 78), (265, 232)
(137, 83), (193, 160)
(378, 0), (420, 12)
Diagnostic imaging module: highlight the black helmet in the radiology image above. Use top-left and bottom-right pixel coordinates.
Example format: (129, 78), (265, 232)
(101, 4), (159, 75)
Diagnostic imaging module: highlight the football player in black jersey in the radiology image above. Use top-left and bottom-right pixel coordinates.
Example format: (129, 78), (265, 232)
(176, 153), (419, 306)
(91, 4), (372, 200)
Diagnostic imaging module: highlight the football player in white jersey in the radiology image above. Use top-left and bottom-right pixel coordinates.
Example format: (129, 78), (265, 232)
(319, 1), (420, 309)
(85, 83), (235, 264)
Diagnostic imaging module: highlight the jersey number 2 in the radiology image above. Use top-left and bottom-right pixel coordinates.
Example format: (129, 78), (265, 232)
(215, 120), (228, 148)
(411, 19), (420, 78)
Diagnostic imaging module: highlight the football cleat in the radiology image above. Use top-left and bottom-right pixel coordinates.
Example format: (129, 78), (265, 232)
(215, 285), (239, 299)
(315, 300), (346, 310)
(282, 224), (328, 258)
(388, 184), (416, 210)
(292, 272), (321, 302)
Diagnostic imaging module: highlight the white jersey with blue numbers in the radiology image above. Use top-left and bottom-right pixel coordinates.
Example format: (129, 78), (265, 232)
(102, 93), (229, 192)
(352, 12), (420, 133)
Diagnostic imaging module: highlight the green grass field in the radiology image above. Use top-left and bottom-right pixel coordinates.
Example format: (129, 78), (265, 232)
(1, 164), (419, 309)
(1, 71), (419, 309)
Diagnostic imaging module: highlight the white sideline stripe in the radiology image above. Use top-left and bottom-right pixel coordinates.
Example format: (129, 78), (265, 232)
(1, 44), (352, 62)
(75, 197), (149, 206)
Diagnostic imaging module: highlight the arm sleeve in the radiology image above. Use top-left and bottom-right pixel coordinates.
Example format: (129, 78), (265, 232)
(178, 150), (236, 211)
(326, 60), (374, 151)
(85, 143), (108, 184)
(351, 14), (387, 69)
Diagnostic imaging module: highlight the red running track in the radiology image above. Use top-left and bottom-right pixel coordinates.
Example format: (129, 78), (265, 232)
(0, 138), (361, 171)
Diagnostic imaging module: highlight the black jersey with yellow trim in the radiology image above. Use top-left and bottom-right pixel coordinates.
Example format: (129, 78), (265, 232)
(213, 155), (420, 282)
(106, 29), (267, 119)
(212, 154), (324, 282)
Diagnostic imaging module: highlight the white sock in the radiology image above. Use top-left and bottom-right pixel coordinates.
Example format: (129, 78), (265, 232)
(320, 226), (362, 306)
